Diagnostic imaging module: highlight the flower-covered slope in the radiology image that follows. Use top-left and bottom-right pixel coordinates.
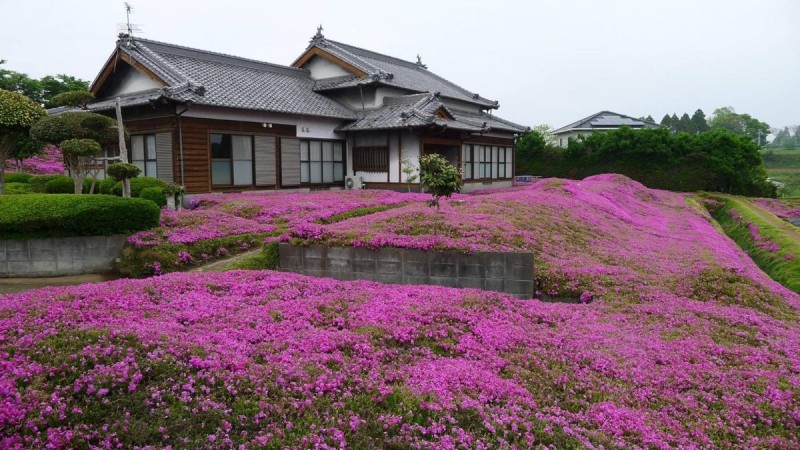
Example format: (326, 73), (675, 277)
(3, 175), (800, 448)
(1, 270), (799, 449)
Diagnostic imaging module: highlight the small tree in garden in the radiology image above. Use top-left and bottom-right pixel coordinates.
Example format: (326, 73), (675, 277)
(107, 162), (140, 198)
(31, 111), (118, 195)
(59, 139), (101, 194)
(10, 136), (45, 173)
(0, 89), (46, 194)
(419, 153), (461, 212)
(400, 157), (419, 192)
(50, 90), (94, 109)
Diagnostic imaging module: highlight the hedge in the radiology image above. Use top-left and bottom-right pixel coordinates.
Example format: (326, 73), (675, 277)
(45, 176), (75, 194)
(0, 194), (161, 239)
(3, 173), (32, 184)
(111, 176), (168, 197)
(29, 174), (69, 193)
(4, 182), (32, 195)
(140, 187), (166, 207)
(98, 177), (117, 194)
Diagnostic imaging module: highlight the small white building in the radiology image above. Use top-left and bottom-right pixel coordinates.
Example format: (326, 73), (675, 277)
(552, 111), (659, 148)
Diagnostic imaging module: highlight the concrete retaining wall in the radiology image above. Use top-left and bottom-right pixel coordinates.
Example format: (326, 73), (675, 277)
(279, 243), (534, 298)
(0, 235), (127, 277)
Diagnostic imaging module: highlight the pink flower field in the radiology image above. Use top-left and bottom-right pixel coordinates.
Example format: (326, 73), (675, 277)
(3, 175), (800, 448)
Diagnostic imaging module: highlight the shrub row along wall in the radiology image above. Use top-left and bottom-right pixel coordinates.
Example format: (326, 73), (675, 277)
(279, 243), (535, 298)
(0, 235), (127, 277)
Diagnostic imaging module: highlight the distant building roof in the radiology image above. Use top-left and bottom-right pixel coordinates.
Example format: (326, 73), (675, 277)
(552, 111), (659, 135)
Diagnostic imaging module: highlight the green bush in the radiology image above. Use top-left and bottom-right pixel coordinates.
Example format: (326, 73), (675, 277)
(83, 178), (101, 194)
(28, 174), (69, 193)
(45, 176), (75, 194)
(226, 242), (280, 270)
(0, 194), (160, 239)
(107, 163), (141, 181)
(111, 176), (168, 197)
(3, 173), (32, 184)
(140, 187), (166, 207)
(4, 182), (32, 194)
(98, 177), (117, 194)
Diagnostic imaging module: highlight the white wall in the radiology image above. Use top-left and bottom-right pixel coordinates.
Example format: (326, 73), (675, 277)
(108, 69), (161, 96)
(303, 56), (352, 80)
(183, 105), (345, 140)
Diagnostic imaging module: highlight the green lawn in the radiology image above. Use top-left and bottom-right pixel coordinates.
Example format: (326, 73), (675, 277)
(762, 148), (800, 197)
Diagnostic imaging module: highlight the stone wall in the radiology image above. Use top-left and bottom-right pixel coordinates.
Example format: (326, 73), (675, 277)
(0, 235), (127, 277)
(279, 243), (534, 298)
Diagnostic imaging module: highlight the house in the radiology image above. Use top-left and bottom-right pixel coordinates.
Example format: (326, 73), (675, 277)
(69, 28), (528, 193)
(551, 111), (658, 148)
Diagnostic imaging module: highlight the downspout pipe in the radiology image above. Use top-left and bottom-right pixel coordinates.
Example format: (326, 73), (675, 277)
(175, 103), (191, 186)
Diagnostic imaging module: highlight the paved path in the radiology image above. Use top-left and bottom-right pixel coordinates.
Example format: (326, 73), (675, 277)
(0, 273), (120, 295)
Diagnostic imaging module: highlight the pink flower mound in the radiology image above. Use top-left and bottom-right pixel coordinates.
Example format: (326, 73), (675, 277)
(1, 270), (799, 448)
(4, 145), (64, 174)
(753, 198), (800, 220)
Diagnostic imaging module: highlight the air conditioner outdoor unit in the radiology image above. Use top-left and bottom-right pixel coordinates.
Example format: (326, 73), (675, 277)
(344, 176), (364, 190)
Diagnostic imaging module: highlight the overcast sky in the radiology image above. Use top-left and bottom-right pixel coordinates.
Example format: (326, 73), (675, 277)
(2, 0), (798, 130)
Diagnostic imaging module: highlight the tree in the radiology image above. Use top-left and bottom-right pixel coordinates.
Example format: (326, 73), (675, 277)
(9, 136), (44, 172)
(419, 153), (461, 212)
(645, 115), (655, 124)
(690, 109), (708, 134)
(708, 106), (770, 146)
(660, 114), (674, 132)
(400, 157), (419, 193)
(31, 111), (118, 194)
(50, 90), (94, 109)
(531, 124), (557, 147)
(678, 113), (693, 133)
(59, 139), (102, 194)
(0, 61), (89, 106)
(0, 89), (47, 194)
(515, 130), (547, 175)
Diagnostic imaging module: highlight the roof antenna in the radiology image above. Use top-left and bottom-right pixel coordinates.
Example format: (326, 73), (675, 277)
(117, 2), (142, 44)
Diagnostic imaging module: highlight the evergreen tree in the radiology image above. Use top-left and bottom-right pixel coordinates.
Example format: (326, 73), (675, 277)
(660, 114), (673, 131)
(690, 109), (709, 134)
(678, 113), (693, 133)
(645, 115), (655, 124)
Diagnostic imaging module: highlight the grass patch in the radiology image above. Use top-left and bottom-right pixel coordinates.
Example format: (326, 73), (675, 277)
(226, 241), (280, 270)
(317, 204), (404, 224)
(710, 196), (800, 295)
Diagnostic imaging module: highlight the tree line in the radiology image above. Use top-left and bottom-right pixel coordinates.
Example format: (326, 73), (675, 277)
(517, 125), (775, 198)
(0, 60), (89, 108)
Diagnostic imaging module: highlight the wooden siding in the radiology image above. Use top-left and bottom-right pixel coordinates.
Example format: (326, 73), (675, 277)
(155, 131), (173, 183)
(280, 138), (301, 187)
(254, 136), (277, 186)
(124, 116), (294, 193)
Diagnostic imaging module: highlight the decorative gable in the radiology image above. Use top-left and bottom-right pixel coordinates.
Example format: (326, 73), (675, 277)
(91, 49), (167, 97)
(292, 47), (368, 79)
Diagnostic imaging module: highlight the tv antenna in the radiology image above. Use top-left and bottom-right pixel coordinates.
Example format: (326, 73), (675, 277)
(117, 3), (142, 39)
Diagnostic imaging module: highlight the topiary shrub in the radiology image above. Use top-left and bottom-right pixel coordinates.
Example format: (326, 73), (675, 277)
(140, 187), (166, 208)
(4, 182), (32, 194)
(107, 163), (141, 181)
(98, 177), (117, 195)
(45, 176), (75, 194)
(3, 173), (32, 184)
(0, 194), (160, 239)
(29, 174), (69, 193)
(111, 176), (168, 197)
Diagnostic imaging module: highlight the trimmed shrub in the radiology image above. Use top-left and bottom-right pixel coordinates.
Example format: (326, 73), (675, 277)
(3, 173), (32, 184)
(0, 194), (160, 239)
(107, 163), (141, 181)
(4, 182), (32, 195)
(98, 177), (117, 194)
(45, 176), (75, 194)
(140, 187), (166, 208)
(28, 174), (69, 193)
(83, 178), (100, 194)
(111, 176), (168, 197)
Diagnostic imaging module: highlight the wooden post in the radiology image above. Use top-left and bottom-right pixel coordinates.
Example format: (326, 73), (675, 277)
(115, 97), (132, 197)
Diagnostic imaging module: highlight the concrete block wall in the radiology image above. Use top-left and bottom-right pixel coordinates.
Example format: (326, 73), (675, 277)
(0, 235), (127, 277)
(279, 243), (534, 298)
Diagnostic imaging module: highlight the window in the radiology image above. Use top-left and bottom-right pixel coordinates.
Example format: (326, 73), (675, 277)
(211, 133), (254, 186)
(462, 144), (473, 180)
(353, 133), (389, 172)
(131, 134), (156, 177)
(462, 144), (513, 180)
(300, 139), (344, 184)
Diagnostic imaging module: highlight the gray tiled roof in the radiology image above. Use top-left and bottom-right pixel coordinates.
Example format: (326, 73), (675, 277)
(90, 37), (356, 119)
(306, 38), (499, 109)
(553, 111), (659, 134)
(338, 93), (527, 133)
